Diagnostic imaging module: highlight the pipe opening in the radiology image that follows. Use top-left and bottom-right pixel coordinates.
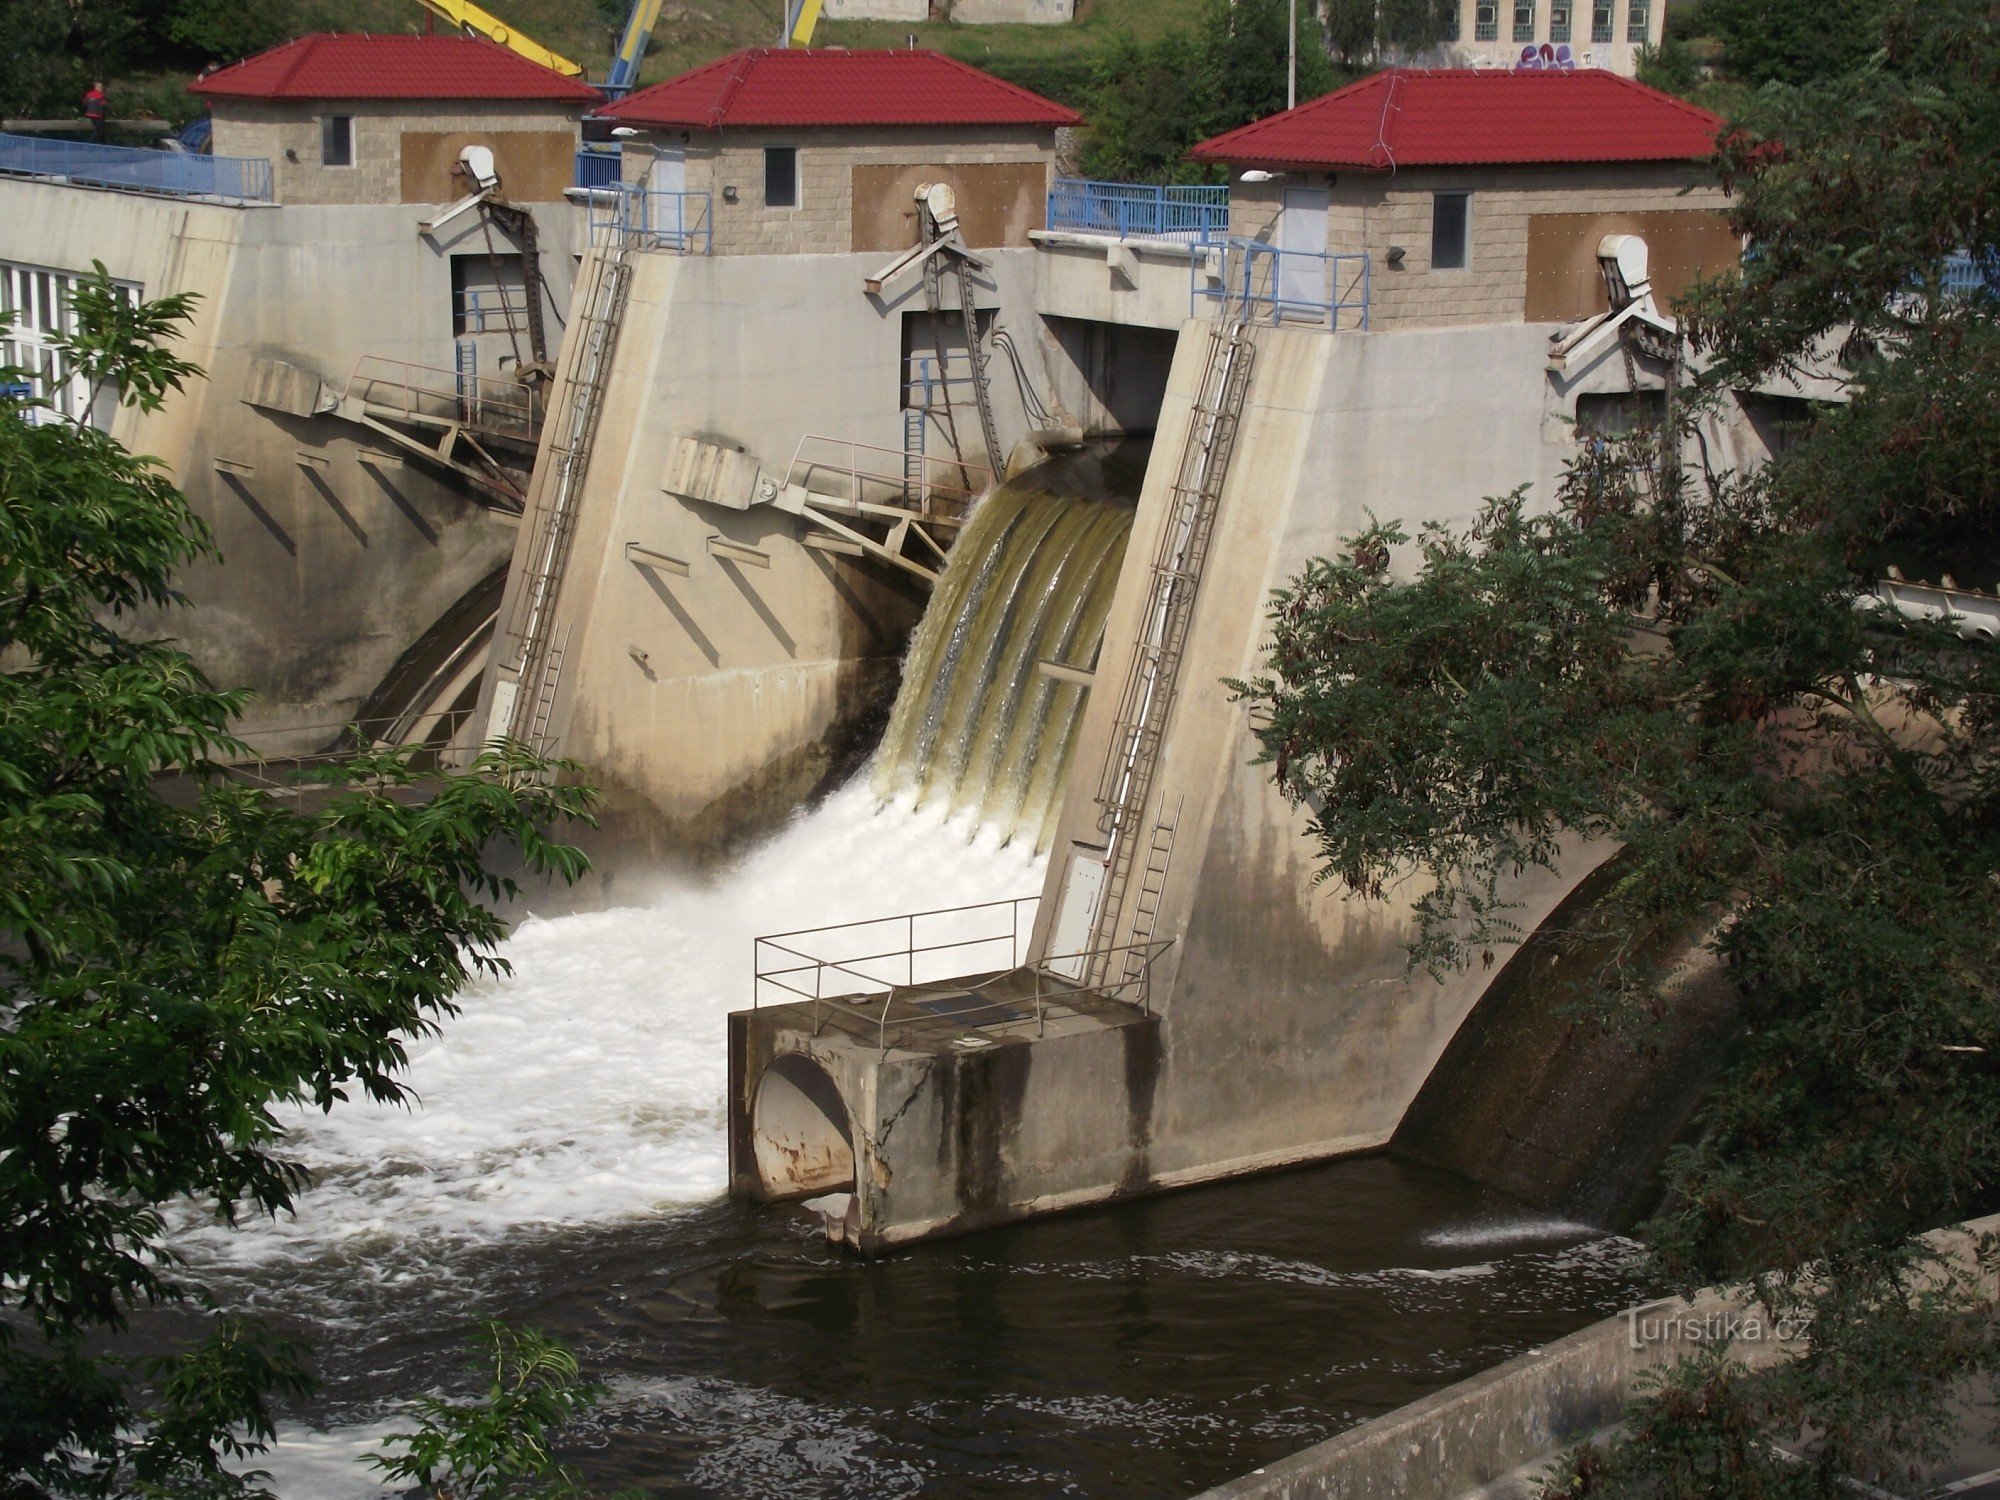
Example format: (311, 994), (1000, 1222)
(751, 1052), (856, 1199)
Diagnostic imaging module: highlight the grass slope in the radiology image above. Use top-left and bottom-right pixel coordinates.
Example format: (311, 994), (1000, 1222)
(308, 0), (1206, 98)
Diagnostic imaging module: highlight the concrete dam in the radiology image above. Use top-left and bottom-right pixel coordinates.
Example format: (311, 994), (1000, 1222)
(1, 40), (1829, 1487)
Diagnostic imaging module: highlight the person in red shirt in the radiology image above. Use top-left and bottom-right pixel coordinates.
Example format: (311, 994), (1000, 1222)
(83, 82), (107, 143)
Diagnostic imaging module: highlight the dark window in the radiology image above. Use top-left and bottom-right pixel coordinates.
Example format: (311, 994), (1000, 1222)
(1550, 2), (1571, 42)
(1592, 0), (1614, 40)
(450, 254), (528, 338)
(764, 146), (798, 209)
(1626, 0), (1650, 41)
(1513, 0), (1537, 42)
(1431, 192), (1470, 270)
(322, 114), (353, 167)
(1474, 0), (1499, 38)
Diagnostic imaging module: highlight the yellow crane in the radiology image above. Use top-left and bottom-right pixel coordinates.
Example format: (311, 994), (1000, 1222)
(412, 0), (586, 78)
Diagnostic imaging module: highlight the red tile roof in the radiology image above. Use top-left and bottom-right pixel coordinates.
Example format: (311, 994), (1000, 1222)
(600, 48), (1082, 131)
(191, 34), (602, 104)
(1189, 69), (1721, 170)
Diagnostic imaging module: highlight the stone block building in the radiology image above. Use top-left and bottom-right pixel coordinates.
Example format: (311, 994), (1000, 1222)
(596, 47), (1080, 257)
(1191, 68), (1733, 331)
(193, 34), (601, 207)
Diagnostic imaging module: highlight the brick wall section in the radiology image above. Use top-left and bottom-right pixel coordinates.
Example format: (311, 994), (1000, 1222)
(209, 101), (578, 206)
(1226, 163), (1727, 330)
(623, 126), (1056, 255)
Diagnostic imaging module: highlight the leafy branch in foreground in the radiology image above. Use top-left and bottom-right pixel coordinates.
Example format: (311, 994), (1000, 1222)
(1235, 0), (2000, 1491)
(371, 1322), (615, 1500)
(1, 270), (597, 1492)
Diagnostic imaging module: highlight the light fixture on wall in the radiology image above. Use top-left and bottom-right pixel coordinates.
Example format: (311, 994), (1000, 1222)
(1240, 169), (1284, 183)
(611, 126), (639, 138)
(1386, 245), (1407, 266)
(722, 184), (739, 203)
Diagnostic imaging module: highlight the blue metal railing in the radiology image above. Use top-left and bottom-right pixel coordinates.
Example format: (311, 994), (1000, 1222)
(587, 184), (712, 254)
(1191, 237), (1371, 331)
(574, 146), (622, 192)
(0, 132), (271, 204)
(1046, 178), (1229, 242)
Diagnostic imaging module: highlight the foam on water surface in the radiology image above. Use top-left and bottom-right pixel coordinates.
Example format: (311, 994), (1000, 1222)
(170, 777), (1045, 1269)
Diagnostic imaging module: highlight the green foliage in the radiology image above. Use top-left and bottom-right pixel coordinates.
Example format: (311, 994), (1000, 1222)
(166, 0), (302, 66)
(1324, 0), (1457, 64)
(1079, 0), (1346, 184)
(1236, 0), (2000, 1489)
(1694, 0), (1890, 86)
(1634, 36), (1702, 95)
(371, 1323), (608, 1500)
(0, 275), (596, 1489)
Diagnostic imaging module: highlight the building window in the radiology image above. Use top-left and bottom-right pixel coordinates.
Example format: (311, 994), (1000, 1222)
(1592, 0), (1614, 41)
(1431, 192), (1470, 270)
(1474, 0), (1498, 40)
(1625, 0), (1650, 42)
(321, 114), (353, 168)
(1513, 0), (1536, 42)
(0, 260), (139, 428)
(764, 146), (798, 209)
(1550, 1), (1571, 42)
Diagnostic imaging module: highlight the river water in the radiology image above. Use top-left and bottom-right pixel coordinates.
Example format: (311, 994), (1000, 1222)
(155, 779), (1644, 1498)
(156, 441), (1646, 1494)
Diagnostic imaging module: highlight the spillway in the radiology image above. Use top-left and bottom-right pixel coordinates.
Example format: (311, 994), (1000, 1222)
(874, 448), (1138, 850)
(145, 438), (1645, 1497)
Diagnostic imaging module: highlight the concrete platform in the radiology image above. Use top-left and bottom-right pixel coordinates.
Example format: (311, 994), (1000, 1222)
(727, 972), (1163, 1254)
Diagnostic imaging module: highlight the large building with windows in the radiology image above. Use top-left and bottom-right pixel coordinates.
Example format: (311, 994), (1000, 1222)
(1191, 68), (1729, 331)
(1448, 0), (1666, 75)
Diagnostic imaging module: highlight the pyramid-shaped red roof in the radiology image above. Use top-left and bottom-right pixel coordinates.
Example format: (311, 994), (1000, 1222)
(600, 48), (1082, 131)
(1190, 69), (1720, 171)
(191, 34), (602, 104)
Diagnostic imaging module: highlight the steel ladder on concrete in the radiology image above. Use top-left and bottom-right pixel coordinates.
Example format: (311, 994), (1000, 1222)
(501, 228), (635, 747)
(1084, 317), (1257, 987)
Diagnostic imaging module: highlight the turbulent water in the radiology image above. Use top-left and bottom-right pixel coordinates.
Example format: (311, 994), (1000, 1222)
(873, 462), (1136, 851)
(145, 440), (1652, 1496)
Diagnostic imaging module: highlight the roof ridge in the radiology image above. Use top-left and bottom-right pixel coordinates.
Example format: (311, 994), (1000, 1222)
(1599, 68), (1726, 129)
(708, 46), (765, 128)
(271, 32), (325, 97)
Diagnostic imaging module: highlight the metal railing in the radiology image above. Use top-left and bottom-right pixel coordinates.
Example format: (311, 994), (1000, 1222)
(786, 432), (992, 520)
(1046, 178), (1229, 243)
(345, 355), (544, 443)
(586, 183), (712, 254)
(753, 896), (1174, 1052)
(573, 146), (622, 192)
(454, 287), (535, 335)
(1944, 252), (1998, 298)
(0, 131), (272, 204)
(1192, 236), (1371, 331)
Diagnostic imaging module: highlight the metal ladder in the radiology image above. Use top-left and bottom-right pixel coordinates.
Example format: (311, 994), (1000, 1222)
(1083, 317), (1257, 985)
(902, 404), (926, 503)
(948, 256), (1004, 478)
(1115, 797), (1184, 989)
(500, 230), (634, 741)
(524, 626), (569, 754)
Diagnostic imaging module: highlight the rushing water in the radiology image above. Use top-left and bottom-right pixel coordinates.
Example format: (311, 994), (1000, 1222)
(873, 447), (1142, 851)
(146, 441), (1649, 1496)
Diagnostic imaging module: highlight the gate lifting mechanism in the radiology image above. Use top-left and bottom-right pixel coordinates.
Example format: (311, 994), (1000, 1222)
(864, 183), (1007, 482)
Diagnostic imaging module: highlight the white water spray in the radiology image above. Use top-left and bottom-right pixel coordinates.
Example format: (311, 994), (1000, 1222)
(172, 776), (1045, 1270)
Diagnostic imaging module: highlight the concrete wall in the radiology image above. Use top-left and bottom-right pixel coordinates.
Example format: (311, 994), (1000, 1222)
(1229, 164), (1730, 330)
(822, 0), (927, 16)
(480, 241), (1114, 845)
(1445, 0), (1665, 75)
(210, 100), (579, 207)
(626, 126), (1057, 256)
(0, 175), (583, 753)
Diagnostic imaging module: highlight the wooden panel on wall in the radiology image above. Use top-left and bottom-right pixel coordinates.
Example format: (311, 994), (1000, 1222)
(1524, 210), (1742, 323)
(400, 131), (576, 205)
(851, 161), (1049, 253)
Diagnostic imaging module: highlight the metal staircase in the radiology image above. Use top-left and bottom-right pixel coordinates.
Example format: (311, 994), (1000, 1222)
(1081, 317), (1257, 985)
(497, 230), (634, 746)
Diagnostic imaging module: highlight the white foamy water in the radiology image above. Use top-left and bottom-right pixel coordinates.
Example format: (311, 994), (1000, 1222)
(171, 776), (1045, 1269)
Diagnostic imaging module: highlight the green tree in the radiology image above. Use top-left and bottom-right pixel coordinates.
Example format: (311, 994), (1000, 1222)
(371, 1323), (607, 1500)
(0, 270), (596, 1492)
(1233, 1), (2000, 1490)
(1694, 0), (1889, 86)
